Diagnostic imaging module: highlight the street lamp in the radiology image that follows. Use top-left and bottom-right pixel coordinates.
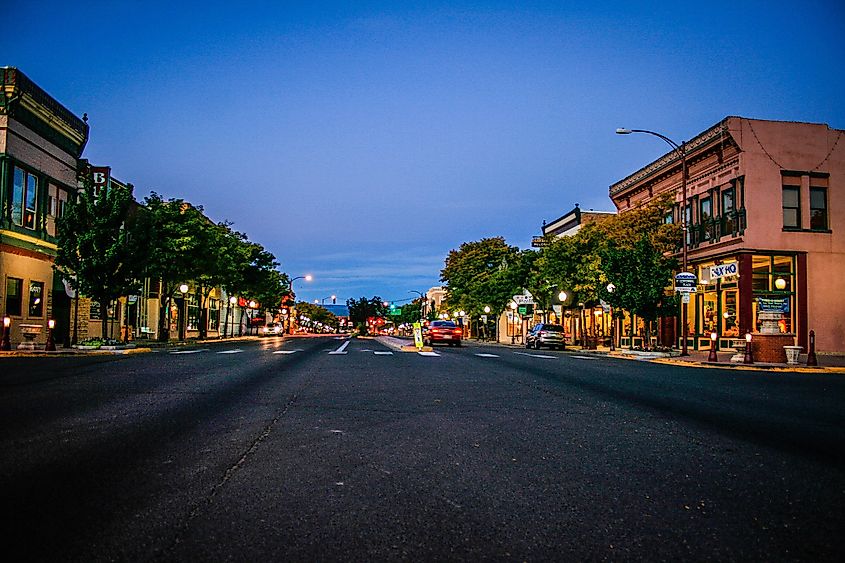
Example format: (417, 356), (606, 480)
(509, 301), (518, 344)
(409, 290), (426, 321)
(617, 127), (690, 356)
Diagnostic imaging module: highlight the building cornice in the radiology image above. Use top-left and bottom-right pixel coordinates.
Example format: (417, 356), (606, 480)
(610, 117), (733, 198)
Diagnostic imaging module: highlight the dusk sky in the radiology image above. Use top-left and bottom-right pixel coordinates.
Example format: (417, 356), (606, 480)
(4, 1), (844, 306)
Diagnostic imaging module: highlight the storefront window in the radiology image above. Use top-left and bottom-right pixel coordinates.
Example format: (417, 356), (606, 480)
(702, 292), (718, 333)
(28, 281), (44, 317)
(5, 278), (23, 316)
(752, 255), (795, 334)
(187, 294), (200, 331)
(722, 291), (738, 336)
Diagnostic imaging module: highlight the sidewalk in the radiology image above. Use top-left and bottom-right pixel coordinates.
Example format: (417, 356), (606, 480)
(402, 335), (845, 374)
(0, 335), (262, 357)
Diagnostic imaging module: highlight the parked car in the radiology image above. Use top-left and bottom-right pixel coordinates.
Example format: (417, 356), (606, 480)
(423, 320), (463, 347)
(261, 323), (284, 336)
(526, 323), (565, 350)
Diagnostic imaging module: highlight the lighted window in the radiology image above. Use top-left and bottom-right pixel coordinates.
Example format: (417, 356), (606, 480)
(12, 167), (39, 230)
(810, 187), (828, 230)
(782, 186), (800, 229)
(28, 281), (44, 317)
(187, 294), (199, 330)
(5, 278), (23, 316)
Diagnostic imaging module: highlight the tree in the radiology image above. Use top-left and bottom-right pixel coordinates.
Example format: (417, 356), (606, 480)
(295, 302), (340, 332)
(55, 169), (143, 342)
(134, 193), (211, 341)
(239, 243), (288, 333)
(346, 297), (388, 335)
(440, 237), (524, 317)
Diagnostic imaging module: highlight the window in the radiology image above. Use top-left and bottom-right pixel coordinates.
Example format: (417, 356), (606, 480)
(782, 186), (800, 229)
(209, 299), (220, 330)
(12, 167), (39, 230)
(187, 294), (199, 330)
(5, 278), (23, 316)
(810, 187), (828, 230)
(700, 197), (712, 241)
(28, 281), (44, 317)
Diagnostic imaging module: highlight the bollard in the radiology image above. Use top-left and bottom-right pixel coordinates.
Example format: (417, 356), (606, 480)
(807, 330), (818, 366)
(1, 317), (11, 351)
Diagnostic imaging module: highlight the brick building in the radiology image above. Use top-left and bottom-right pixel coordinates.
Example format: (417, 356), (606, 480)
(610, 117), (844, 353)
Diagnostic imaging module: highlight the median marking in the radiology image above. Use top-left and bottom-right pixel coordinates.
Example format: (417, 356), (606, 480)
(514, 352), (556, 359)
(475, 353), (500, 358)
(329, 340), (351, 355)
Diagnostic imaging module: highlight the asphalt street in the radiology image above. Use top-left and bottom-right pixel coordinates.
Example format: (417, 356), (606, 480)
(1, 336), (844, 561)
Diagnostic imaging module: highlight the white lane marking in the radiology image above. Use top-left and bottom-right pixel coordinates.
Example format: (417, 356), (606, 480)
(360, 349), (373, 352)
(329, 340), (351, 355)
(217, 349), (243, 354)
(418, 351), (440, 357)
(170, 349), (209, 355)
(273, 350), (300, 355)
(374, 351), (394, 355)
(514, 352), (557, 359)
(570, 355), (598, 360)
(475, 353), (500, 358)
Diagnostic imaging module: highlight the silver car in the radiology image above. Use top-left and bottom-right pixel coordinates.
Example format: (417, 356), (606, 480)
(526, 323), (566, 350)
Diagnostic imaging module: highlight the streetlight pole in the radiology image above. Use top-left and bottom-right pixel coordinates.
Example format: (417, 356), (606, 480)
(409, 291), (426, 323)
(616, 127), (690, 356)
(287, 275), (312, 334)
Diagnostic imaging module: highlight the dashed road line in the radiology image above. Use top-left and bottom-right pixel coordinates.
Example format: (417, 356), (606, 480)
(272, 350), (300, 355)
(417, 351), (440, 357)
(475, 353), (500, 358)
(217, 349), (243, 354)
(373, 351), (394, 355)
(170, 349), (209, 355)
(570, 355), (598, 360)
(329, 340), (351, 355)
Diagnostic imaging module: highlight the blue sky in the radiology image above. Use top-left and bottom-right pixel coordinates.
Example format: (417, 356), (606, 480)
(4, 1), (844, 305)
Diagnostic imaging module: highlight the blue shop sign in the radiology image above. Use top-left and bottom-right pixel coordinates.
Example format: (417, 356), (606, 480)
(757, 297), (790, 313)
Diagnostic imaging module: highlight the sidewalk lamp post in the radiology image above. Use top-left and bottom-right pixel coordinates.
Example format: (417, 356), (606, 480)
(708, 331), (718, 362)
(46, 319), (57, 351)
(179, 284), (189, 341)
(509, 301), (518, 344)
(225, 296), (237, 338)
(2, 317), (11, 350)
(617, 127), (690, 356)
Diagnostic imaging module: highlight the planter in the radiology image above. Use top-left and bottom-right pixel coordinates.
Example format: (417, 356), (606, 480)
(784, 345), (802, 366)
(18, 323), (42, 350)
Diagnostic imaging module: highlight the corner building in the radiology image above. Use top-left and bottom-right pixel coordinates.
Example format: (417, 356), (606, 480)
(1, 68), (88, 346)
(610, 117), (844, 354)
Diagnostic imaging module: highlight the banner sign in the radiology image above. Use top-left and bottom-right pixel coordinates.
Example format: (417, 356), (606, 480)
(709, 261), (738, 280)
(90, 166), (111, 196)
(413, 322), (423, 349)
(757, 297), (789, 313)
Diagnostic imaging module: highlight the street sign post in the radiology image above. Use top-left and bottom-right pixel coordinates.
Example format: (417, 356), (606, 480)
(675, 272), (698, 293)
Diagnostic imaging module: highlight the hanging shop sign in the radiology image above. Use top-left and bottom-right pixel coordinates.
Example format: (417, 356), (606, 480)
(90, 166), (111, 196)
(709, 261), (738, 281)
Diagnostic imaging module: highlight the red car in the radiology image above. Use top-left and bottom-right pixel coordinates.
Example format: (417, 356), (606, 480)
(423, 320), (463, 347)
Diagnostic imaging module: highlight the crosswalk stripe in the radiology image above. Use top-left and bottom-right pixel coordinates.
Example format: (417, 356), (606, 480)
(514, 352), (556, 359)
